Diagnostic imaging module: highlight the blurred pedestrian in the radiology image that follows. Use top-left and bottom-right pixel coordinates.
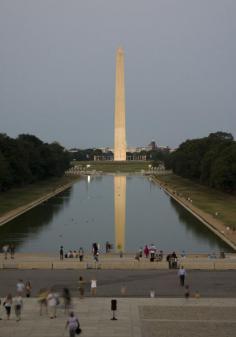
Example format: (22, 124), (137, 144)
(144, 245), (149, 258)
(65, 312), (81, 337)
(60, 246), (64, 260)
(13, 295), (23, 321)
(10, 244), (15, 259)
(150, 244), (156, 261)
(25, 280), (32, 298)
(2, 244), (9, 260)
(62, 288), (71, 313)
(38, 288), (48, 316)
(94, 251), (99, 263)
(16, 279), (25, 295)
(172, 252), (178, 269)
(79, 247), (84, 262)
(3, 293), (12, 320)
(166, 254), (171, 269)
(92, 243), (98, 256)
(47, 290), (57, 319)
(90, 279), (97, 296)
(78, 276), (85, 299)
(178, 266), (186, 286)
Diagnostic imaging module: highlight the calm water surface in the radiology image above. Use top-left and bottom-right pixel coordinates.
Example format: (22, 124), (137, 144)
(0, 175), (232, 253)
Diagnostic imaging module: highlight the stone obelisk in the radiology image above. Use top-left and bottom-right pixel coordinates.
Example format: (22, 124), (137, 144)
(114, 175), (126, 251)
(114, 47), (126, 161)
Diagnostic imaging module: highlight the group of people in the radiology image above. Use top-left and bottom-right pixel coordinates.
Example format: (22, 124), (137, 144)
(134, 246), (181, 268)
(60, 246), (84, 261)
(1, 243), (15, 259)
(166, 251), (179, 269)
(60, 241), (115, 262)
(0, 279), (32, 321)
(1, 282), (82, 336)
(36, 287), (82, 336)
(135, 244), (164, 262)
(105, 241), (113, 253)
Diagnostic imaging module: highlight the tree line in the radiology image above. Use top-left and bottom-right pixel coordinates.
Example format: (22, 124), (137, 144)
(165, 132), (236, 193)
(0, 133), (71, 192)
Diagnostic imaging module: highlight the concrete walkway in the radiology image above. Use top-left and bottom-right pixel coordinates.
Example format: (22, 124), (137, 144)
(1, 269), (236, 298)
(1, 253), (236, 270)
(0, 298), (236, 337)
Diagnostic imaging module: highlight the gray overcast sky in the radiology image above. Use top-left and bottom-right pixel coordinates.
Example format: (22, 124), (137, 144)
(0, 0), (235, 149)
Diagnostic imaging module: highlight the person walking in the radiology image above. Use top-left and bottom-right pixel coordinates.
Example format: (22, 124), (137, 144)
(62, 288), (71, 314)
(10, 244), (15, 259)
(3, 294), (13, 320)
(47, 290), (57, 319)
(172, 251), (178, 269)
(144, 245), (149, 258)
(79, 247), (84, 262)
(13, 295), (23, 321)
(2, 244), (9, 260)
(94, 251), (99, 263)
(150, 244), (156, 261)
(60, 246), (64, 260)
(25, 280), (32, 298)
(78, 276), (85, 299)
(92, 243), (98, 256)
(16, 279), (25, 295)
(166, 254), (172, 269)
(90, 279), (97, 296)
(65, 312), (81, 337)
(38, 288), (48, 316)
(178, 266), (186, 286)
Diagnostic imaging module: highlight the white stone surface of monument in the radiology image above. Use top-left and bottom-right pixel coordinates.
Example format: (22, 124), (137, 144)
(114, 47), (127, 161)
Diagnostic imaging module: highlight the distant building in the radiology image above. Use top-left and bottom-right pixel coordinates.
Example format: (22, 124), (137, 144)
(69, 140), (172, 161)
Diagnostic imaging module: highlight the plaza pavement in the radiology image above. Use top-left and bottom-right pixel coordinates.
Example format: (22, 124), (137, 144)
(1, 269), (236, 298)
(0, 297), (236, 337)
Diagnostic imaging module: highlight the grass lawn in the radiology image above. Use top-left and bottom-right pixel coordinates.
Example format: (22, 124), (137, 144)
(72, 160), (152, 173)
(155, 174), (236, 229)
(0, 176), (77, 217)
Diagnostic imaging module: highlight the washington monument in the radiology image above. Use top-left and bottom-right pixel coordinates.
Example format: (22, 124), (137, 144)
(114, 47), (127, 161)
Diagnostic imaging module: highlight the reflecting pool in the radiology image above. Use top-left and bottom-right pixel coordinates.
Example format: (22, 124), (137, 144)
(0, 175), (232, 253)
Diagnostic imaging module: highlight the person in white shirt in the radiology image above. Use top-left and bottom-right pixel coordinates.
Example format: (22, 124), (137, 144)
(90, 279), (97, 296)
(178, 266), (186, 286)
(47, 291), (57, 319)
(65, 312), (81, 337)
(16, 280), (25, 295)
(2, 245), (9, 259)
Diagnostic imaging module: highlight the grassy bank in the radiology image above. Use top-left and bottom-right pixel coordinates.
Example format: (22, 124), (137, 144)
(0, 176), (78, 217)
(155, 174), (236, 229)
(73, 160), (152, 173)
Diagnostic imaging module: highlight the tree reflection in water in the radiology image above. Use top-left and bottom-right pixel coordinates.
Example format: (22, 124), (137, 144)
(0, 187), (72, 251)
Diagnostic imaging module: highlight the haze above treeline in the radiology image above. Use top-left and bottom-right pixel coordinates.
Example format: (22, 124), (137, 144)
(0, 1), (235, 148)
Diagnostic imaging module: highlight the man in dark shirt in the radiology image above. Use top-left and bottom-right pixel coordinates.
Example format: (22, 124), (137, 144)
(60, 246), (64, 260)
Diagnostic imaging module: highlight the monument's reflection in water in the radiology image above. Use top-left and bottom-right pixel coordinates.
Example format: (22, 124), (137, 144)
(0, 175), (232, 253)
(114, 175), (126, 252)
